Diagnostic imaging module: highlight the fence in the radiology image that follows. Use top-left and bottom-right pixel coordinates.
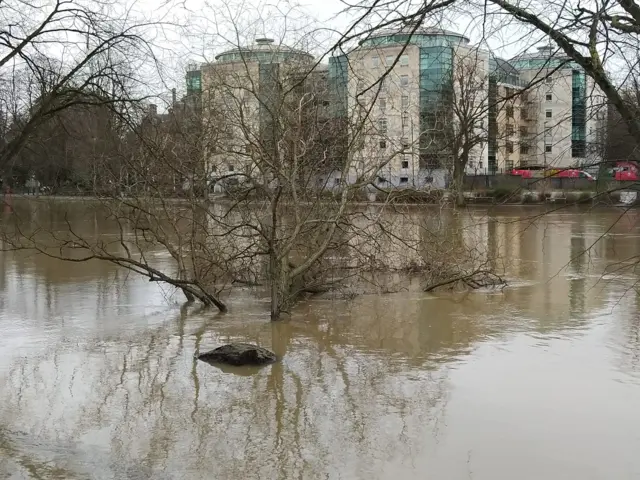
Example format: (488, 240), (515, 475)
(463, 175), (639, 192)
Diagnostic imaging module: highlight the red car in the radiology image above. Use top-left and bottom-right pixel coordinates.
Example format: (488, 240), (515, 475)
(510, 167), (595, 181)
(510, 166), (544, 178)
(550, 169), (595, 180)
(612, 162), (639, 181)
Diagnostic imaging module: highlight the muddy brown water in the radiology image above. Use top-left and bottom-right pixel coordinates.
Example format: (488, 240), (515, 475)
(1, 201), (640, 479)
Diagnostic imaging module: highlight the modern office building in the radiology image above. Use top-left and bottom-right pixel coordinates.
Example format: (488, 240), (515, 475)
(186, 64), (202, 97)
(195, 29), (605, 190)
(329, 26), (491, 188)
(509, 46), (605, 171)
(328, 27), (605, 186)
(199, 38), (316, 179)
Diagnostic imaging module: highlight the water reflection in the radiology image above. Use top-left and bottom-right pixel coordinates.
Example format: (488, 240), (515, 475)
(1, 203), (640, 479)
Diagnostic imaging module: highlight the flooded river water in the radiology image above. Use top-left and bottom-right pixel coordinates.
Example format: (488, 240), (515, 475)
(1, 202), (640, 479)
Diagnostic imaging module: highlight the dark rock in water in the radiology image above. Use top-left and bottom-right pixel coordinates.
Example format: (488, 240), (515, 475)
(197, 343), (277, 366)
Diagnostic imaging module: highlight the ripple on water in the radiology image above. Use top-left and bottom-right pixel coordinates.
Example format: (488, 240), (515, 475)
(2, 205), (640, 479)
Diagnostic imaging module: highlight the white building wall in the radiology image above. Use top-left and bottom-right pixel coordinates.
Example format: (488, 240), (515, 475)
(346, 41), (491, 189)
(347, 44), (423, 187)
(517, 66), (604, 169)
(202, 61), (262, 179)
(585, 76), (607, 170)
(453, 46), (490, 174)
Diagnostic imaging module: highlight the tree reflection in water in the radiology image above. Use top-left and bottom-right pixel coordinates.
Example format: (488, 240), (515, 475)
(0, 292), (466, 479)
(2, 206), (640, 478)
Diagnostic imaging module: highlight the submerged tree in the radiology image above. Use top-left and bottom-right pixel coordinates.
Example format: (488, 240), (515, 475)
(0, 2), (510, 320)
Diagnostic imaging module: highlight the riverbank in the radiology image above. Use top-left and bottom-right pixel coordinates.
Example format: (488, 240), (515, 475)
(6, 188), (638, 206)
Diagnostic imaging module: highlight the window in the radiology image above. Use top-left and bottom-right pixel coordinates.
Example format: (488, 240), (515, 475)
(400, 75), (409, 87)
(400, 55), (409, 66)
(228, 164), (235, 171)
(545, 75), (553, 84)
(506, 105), (514, 118)
(379, 139), (387, 149)
(401, 138), (409, 150)
(401, 95), (409, 109)
(520, 143), (530, 155)
(506, 124), (514, 136)
(506, 160), (514, 169)
(379, 97), (386, 111)
(545, 144), (553, 153)
(572, 140), (586, 158)
(544, 127), (552, 138)
(334, 178), (340, 185)
(378, 118), (388, 135)
(506, 141), (514, 154)
(546, 93), (553, 101)
(386, 55), (394, 66)
(377, 176), (386, 185)
(425, 176), (434, 184)
(545, 109), (552, 118)
(401, 160), (409, 169)
(372, 56), (379, 68)
(505, 87), (513, 97)
(402, 112), (409, 126)
(519, 125), (528, 136)
(400, 177), (409, 184)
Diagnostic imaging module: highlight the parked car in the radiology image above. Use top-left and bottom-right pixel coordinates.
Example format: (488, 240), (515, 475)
(547, 169), (595, 181)
(612, 161), (639, 181)
(510, 166), (545, 178)
(510, 167), (594, 181)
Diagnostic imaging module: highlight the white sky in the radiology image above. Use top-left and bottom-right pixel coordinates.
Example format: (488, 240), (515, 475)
(130, 0), (553, 103)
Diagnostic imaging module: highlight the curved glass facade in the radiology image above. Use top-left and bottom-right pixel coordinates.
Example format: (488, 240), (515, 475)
(509, 57), (579, 71)
(572, 70), (587, 157)
(216, 50), (312, 64)
(419, 46), (453, 168)
(329, 55), (348, 117)
(186, 69), (201, 95)
(360, 33), (468, 48)
(488, 58), (522, 86)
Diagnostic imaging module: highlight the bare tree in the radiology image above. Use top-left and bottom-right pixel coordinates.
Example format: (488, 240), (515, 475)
(425, 49), (493, 206)
(0, 2), (511, 320)
(198, 33), (396, 319)
(7, 92), (124, 191)
(482, 0), (640, 148)
(0, 0), (166, 172)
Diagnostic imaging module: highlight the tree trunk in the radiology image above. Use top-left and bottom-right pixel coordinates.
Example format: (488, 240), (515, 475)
(183, 288), (196, 303)
(270, 255), (290, 321)
(268, 186), (286, 321)
(452, 162), (465, 207)
(270, 249), (281, 321)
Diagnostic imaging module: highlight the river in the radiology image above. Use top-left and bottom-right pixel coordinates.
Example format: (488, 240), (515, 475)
(1, 201), (640, 479)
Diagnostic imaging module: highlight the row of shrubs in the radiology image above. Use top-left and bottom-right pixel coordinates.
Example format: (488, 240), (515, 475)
(482, 189), (626, 205)
(352, 188), (630, 205)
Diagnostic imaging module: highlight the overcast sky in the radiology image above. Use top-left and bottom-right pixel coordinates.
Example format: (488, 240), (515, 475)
(133, 0), (550, 101)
